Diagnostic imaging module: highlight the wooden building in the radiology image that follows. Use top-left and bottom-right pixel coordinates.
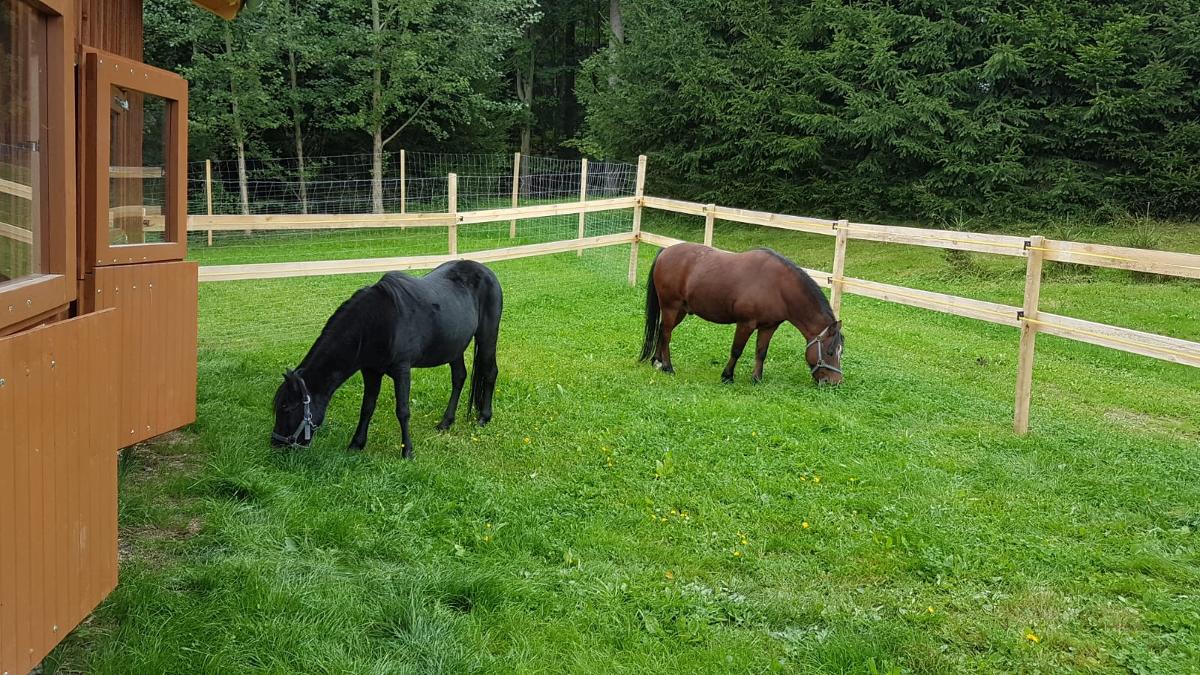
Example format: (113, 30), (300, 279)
(0, 1), (241, 671)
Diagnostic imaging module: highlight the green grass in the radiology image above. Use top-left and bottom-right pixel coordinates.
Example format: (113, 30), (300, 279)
(47, 215), (1200, 673)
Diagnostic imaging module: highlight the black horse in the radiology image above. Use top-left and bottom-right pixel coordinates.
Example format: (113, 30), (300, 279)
(271, 260), (503, 458)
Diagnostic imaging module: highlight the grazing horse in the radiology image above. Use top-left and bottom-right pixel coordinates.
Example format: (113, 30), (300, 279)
(639, 243), (843, 385)
(271, 260), (503, 458)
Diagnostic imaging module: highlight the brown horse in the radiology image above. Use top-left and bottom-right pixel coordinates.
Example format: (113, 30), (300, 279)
(639, 243), (843, 385)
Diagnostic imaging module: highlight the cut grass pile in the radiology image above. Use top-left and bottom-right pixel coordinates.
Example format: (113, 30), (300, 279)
(48, 215), (1200, 673)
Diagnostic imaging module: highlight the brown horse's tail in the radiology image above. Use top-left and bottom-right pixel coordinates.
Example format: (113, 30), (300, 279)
(639, 252), (662, 361)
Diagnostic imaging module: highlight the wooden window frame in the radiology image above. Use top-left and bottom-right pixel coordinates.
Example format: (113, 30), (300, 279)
(82, 49), (188, 267)
(0, 0), (76, 333)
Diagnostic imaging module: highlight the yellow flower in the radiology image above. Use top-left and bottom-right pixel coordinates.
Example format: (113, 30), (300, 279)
(471, 436), (479, 442)
(927, 606), (934, 614)
(733, 550), (742, 557)
(523, 437), (531, 444)
(664, 570), (674, 580)
(813, 475), (822, 484)
(1025, 632), (1040, 644)
(485, 523), (492, 529)
(802, 521), (810, 529)
(752, 431), (758, 437)
(740, 538), (748, 545)
(660, 517), (668, 523)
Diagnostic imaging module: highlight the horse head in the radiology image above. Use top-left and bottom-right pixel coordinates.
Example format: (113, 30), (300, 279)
(805, 321), (843, 386)
(271, 368), (326, 447)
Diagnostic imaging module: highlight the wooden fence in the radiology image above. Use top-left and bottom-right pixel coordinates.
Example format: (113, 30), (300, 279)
(188, 155), (1199, 434)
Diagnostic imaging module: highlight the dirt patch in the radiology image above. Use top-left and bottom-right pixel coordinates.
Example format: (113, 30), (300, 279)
(1104, 409), (1196, 439)
(118, 517), (205, 566)
(121, 429), (201, 484)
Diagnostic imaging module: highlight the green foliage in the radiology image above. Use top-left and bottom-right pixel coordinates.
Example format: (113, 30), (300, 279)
(578, 0), (1200, 221)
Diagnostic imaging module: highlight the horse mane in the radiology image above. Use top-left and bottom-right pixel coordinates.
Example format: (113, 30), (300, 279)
(756, 248), (837, 324)
(298, 284), (381, 369)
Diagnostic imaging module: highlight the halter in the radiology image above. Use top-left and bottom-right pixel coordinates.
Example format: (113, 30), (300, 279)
(806, 324), (843, 376)
(272, 373), (319, 447)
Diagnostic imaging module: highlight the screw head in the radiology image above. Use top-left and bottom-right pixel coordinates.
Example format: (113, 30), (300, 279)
(0, 378), (6, 387)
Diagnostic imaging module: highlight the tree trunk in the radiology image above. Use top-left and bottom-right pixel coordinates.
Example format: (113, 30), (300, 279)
(287, 46), (308, 214)
(370, 0), (384, 214)
(516, 27), (534, 156)
(224, 23), (251, 229)
(609, 0), (623, 44)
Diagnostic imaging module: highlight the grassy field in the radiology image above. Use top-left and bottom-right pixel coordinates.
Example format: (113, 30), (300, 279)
(48, 213), (1200, 673)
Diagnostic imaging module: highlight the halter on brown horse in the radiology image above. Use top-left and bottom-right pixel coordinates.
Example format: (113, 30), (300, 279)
(639, 243), (843, 385)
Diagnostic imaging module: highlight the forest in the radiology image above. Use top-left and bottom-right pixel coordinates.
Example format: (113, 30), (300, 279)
(146, 0), (1200, 222)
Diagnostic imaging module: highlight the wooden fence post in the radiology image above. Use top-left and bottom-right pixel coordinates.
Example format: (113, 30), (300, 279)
(1014, 235), (1046, 435)
(448, 173), (458, 256)
(205, 159), (214, 246)
(510, 152), (521, 238)
(577, 158), (588, 255)
(400, 149), (407, 215)
(627, 154), (648, 286)
(703, 203), (716, 247)
(830, 219), (849, 315)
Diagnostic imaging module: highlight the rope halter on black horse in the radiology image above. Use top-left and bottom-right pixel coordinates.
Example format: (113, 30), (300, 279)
(806, 323), (843, 376)
(273, 372), (319, 447)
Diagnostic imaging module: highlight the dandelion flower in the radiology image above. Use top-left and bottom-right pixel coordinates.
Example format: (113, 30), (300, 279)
(927, 606), (934, 614)
(485, 523), (492, 529)
(752, 431), (758, 437)
(740, 538), (748, 545)
(813, 475), (822, 484)
(665, 570), (674, 580)
(524, 437), (531, 444)
(1025, 632), (1040, 644)
(802, 521), (810, 529)
(733, 550), (742, 557)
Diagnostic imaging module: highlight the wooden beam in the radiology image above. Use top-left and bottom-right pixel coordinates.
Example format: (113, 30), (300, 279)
(205, 159), (214, 246)
(1032, 312), (1200, 369)
(577, 159), (588, 255)
(642, 195), (708, 217)
(843, 221), (1029, 257)
(108, 166), (164, 179)
(1039, 239), (1200, 279)
(457, 197), (636, 225)
(198, 232), (637, 282)
(703, 203), (716, 247)
(1014, 235), (1046, 435)
(510, 152), (520, 238)
(837, 276), (1021, 328)
(830, 219), (849, 316)
(448, 173), (458, 256)
(0, 177), (32, 200)
(399, 149), (407, 215)
(628, 155), (647, 285)
(187, 212), (456, 231)
(0, 221), (33, 245)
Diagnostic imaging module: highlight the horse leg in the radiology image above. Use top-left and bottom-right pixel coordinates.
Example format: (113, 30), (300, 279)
(437, 355), (467, 431)
(721, 323), (754, 383)
(391, 366), (414, 459)
(751, 324), (780, 384)
(655, 305), (685, 374)
(349, 369), (383, 450)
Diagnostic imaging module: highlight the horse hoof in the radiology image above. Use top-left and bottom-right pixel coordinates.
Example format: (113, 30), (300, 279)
(751, 376), (762, 385)
(477, 415), (492, 427)
(721, 375), (734, 384)
(348, 443), (365, 451)
(661, 366), (675, 375)
(436, 420), (453, 432)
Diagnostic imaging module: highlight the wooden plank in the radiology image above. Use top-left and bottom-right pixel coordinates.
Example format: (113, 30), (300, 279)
(0, 220), (34, 245)
(1039, 239), (1200, 279)
(458, 197), (636, 225)
(642, 195), (709, 217)
(399, 149), (407, 215)
(639, 231), (690, 249)
(108, 204), (162, 218)
(0, 177), (33, 200)
(628, 155), (648, 285)
(1014, 236), (1045, 436)
(830, 220), (849, 316)
(843, 221), (1028, 257)
(198, 232), (637, 282)
(187, 211), (457, 231)
(1031, 312), (1200, 369)
(838, 276), (1021, 328)
(577, 159), (588, 256)
(448, 173), (458, 256)
(510, 152), (520, 238)
(11, 329), (32, 672)
(0, 324), (15, 669)
(703, 203), (715, 247)
(205, 158), (213, 246)
(108, 165), (163, 179)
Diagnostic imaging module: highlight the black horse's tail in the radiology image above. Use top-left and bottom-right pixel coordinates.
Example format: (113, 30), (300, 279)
(639, 252), (662, 361)
(469, 271), (502, 420)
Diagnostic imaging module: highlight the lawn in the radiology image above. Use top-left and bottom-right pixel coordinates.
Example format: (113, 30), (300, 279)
(48, 213), (1200, 673)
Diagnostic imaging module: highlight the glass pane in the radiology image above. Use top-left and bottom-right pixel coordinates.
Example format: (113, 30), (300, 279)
(0, 0), (45, 284)
(109, 86), (170, 245)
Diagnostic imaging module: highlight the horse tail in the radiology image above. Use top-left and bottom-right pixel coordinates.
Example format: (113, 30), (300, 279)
(469, 270), (502, 419)
(639, 251), (662, 361)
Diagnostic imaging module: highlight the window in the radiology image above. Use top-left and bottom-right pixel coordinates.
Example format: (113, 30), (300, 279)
(0, 0), (74, 334)
(84, 50), (188, 266)
(0, 0), (46, 284)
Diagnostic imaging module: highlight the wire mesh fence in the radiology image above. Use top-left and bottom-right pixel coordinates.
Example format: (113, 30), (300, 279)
(186, 151), (638, 267)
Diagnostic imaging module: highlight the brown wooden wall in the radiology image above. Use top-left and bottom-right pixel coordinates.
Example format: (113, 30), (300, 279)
(0, 308), (120, 675)
(83, 260), (198, 446)
(76, 0), (143, 62)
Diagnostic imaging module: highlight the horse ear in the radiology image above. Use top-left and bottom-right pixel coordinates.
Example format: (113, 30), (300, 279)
(834, 320), (842, 331)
